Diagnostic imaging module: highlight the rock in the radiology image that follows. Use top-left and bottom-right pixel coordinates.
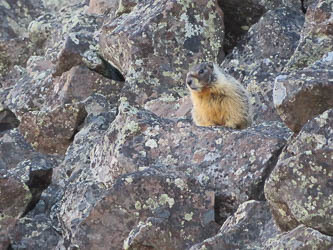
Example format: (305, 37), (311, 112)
(285, 0), (333, 71)
(59, 168), (219, 249)
(265, 108), (333, 235)
(100, 0), (225, 105)
(190, 200), (281, 250)
(88, 0), (119, 15)
(90, 100), (291, 223)
(51, 66), (124, 107)
(264, 225), (333, 250)
(8, 215), (60, 250)
(144, 96), (192, 119)
(19, 103), (87, 155)
(0, 129), (36, 173)
(0, 107), (19, 132)
(274, 52), (333, 132)
(0, 0), (44, 82)
(0, 177), (31, 218)
(222, 7), (304, 123)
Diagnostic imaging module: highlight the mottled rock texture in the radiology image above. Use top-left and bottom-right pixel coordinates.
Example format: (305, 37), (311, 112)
(1, 0), (333, 248)
(265, 108), (333, 235)
(191, 200), (281, 250)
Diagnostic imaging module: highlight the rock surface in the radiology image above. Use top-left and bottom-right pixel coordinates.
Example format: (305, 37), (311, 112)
(265, 108), (333, 235)
(274, 52), (333, 132)
(1, 0), (333, 249)
(190, 200), (281, 250)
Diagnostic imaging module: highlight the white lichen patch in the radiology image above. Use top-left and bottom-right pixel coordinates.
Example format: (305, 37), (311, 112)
(174, 178), (186, 191)
(184, 212), (193, 221)
(135, 201), (142, 210)
(145, 139), (158, 149)
(159, 194), (175, 208)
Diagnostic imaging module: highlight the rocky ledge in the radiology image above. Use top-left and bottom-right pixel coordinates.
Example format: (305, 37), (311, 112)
(1, 0), (333, 249)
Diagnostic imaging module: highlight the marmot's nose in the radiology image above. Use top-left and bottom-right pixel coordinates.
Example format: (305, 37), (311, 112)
(187, 79), (193, 86)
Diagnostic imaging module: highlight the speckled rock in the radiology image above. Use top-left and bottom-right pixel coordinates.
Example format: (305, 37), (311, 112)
(18, 103), (87, 155)
(4, 56), (54, 117)
(190, 200), (281, 250)
(265, 108), (333, 235)
(274, 52), (333, 133)
(264, 225), (333, 250)
(59, 168), (218, 249)
(8, 215), (60, 250)
(100, 0), (224, 105)
(285, 0), (333, 71)
(222, 7), (304, 123)
(91, 100), (292, 222)
(0, 129), (36, 173)
(0, 0), (44, 82)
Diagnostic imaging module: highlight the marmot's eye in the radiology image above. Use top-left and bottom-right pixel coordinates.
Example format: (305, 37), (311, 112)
(198, 69), (204, 74)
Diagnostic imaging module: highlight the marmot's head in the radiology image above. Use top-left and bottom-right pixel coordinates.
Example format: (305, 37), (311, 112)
(186, 62), (215, 91)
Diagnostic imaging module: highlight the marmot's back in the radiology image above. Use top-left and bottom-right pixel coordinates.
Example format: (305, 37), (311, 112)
(186, 62), (252, 129)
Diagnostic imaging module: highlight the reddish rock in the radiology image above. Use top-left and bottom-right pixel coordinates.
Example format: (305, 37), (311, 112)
(274, 52), (333, 132)
(90, 101), (291, 222)
(60, 169), (219, 249)
(52, 65), (123, 107)
(0, 177), (31, 218)
(19, 103), (87, 155)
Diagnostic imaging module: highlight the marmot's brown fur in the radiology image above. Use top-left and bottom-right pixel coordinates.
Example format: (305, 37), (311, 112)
(186, 62), (252, 129)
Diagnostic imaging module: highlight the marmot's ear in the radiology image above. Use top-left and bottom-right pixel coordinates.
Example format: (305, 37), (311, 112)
(208, 62), (214, 69)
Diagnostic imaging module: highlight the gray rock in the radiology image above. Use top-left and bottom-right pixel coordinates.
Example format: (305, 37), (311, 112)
(265, 108), (333, 235)
(264, 225), (333, 250)
(222, 7), (305, 123)
(190, 200), (281, 250)
(285, 0), (333, 71)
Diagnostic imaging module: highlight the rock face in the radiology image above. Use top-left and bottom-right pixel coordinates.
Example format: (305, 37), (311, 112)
(1, 0), (333, 249)
(265, 108), (333, 235)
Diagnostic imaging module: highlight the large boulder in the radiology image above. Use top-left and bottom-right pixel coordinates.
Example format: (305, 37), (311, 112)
(59, 168), (218, 249)
(90, 100), (291, 222)
(100, 0), (225, 105)
(265, 108), (333, 235)
(285, 0), (333, 71)
(274, 52), (333, 132)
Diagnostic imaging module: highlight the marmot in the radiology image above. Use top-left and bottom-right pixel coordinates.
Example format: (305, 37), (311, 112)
(186, 62), (252, 129)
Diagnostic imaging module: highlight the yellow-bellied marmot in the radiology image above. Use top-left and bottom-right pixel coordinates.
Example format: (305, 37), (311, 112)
(186, 62), (252, 129)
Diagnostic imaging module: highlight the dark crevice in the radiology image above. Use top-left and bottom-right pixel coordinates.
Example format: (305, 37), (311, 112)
(300, 0), (307, 14)
(21, 169), (53, 217)
(92, 56), (125, 82)
(0, 109), (19, 132)
(214, 193), (237, 225)
(217, 0), (265, 54)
